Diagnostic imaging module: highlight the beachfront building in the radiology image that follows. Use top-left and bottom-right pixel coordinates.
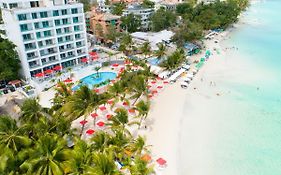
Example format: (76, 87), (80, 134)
(91, 11), (121, 42)
(85, 11), (93, 34)
(123, 4), (154, 31)
(0, 0), (88, 79)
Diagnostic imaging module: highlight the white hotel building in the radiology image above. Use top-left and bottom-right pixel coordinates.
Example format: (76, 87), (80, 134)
(0, 0), (88, 79)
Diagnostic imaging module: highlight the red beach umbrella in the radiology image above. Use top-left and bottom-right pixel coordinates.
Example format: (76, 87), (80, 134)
(53, 65), (62, 71)
(151, 81), (156, 84)
(112, 63), (119, 67)
(147, 85), (152, 89)
(106, 114), (112, 120)
(128, 109), (135, 113)
(35, 72), (44, 78)
(96, 121), (105, 127)
(44, 69), (53, 74)
(152, 90), (158, 94)
(80, 120), (88, 125)
(156, 158), (167, 166)
(157, 86), (163, 89)
(148, 94), (153, 98)
(157, 77), (162, 80)
(63, 78), (72, 83)
(99, 106), (107, 111)
(86, 129), (95, 135)
(163, 81), (169, 84)
(94, 89), (99, 93)
(91, 113), (98, 118)
(122, 102), (128, 106)
(81, 57), (88, 63)
(107, 99), (114, 105)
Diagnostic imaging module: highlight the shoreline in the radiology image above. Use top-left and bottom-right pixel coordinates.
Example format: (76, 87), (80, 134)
(145, 29), (232, 174)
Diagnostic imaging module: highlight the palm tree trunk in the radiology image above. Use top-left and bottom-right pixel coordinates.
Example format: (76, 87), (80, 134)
(132, 93), (142, 106)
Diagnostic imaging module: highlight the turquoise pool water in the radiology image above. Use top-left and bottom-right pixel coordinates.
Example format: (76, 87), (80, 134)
(147, 57), (162, 66)
(72, 72), (117, 91)
(179, 1), (281, 175)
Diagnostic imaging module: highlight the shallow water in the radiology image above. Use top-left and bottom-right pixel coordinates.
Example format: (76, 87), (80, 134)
(179, 1), (281, 174)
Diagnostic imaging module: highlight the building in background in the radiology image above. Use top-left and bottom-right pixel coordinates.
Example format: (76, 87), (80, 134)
(85, 11), (93, 34)
(91, 12), (121, 43)
(123, 4), (154, 31)
(0, 0), (88, 79)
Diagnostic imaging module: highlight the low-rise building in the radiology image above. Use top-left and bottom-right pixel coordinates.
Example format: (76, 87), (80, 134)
(123, 4), (154, 31)
(91, 12), (121, 42)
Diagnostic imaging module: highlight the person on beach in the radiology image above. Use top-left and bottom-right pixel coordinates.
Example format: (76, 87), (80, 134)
(210, 81), (213, 86)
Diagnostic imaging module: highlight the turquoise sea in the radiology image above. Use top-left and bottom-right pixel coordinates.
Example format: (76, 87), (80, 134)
(180, 1), (281, 174)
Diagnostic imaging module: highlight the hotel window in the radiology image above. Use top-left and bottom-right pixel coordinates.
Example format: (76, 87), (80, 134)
(71, 8), (78, 14)
(73, 17), (79, 23)
(56, 28), (62, 34)
(64, 27), (70, 33)
(62, 18), (68, 25)
(41, 58), (46, 64)
(9, 3), (18, 9)
(43, 30), (51, 37)
(22, 34), (32, 41)
(3, 3), (7, 8)
(45, 39), (52, 45)
(27, 52), (36, 59)
(74, 25), (80, 31)
(75, 34), (81, 39)
(36, 32), (41, 38)
(60, 53), (66, 59)
(58, 37), (63, 43)
(61, 9), (67, 15)
(20, 24), (28, 32)
(76, 41), (82, 47)
(40, 12), (48, 18)
(18, 14), (27, 21)
(66, 44), (72, 49)
(65, 36), (71, 41)
(53, 10), (59, 17)
(55, 20), (61, 26)
(49, 56), (56, 61)
(32, 13), (38, 19)
(38, 41), (43, 47)
(24, 43), (35, 50)
(30, 1), (39, 8)
(34, 22), (40, 29)
(42, 21), (49, 28)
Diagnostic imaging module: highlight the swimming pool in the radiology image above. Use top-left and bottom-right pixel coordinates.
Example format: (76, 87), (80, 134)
(72, 72), (117, 91)
(147, 57), (162, 66)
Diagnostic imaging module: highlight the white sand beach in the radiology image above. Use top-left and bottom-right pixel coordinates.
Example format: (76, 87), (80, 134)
(145, 33), (242, 175)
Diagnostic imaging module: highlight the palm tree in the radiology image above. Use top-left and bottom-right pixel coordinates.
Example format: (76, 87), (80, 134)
(94, 66), (101, 78)
(52, 81), (72, 110)
(108, 108), (138, 135)
(127, 136), (148, 155)
(108, 81), (124, 98)
(155, 43), (166, 61)
(84, 152), (120, 175)
(129, 156), (154, 175)
(0, 115), (31, 152)
(64, 138), (93, 174)
(20, 98), (49, 124)
(129, 75), (148, 105)
(67, 67), (73, 78)
(20, 134), (70, 175)
(140, 42), (151, 59)
(90, 131), (110, 152)
(135, 100), (150, 129)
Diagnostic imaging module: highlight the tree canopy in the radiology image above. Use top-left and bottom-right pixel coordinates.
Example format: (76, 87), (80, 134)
(150, 8), (177, 32)
(0, 36), (20, 81)
(120, 13), (141, 33)
(111, 2), (126, 15)
(141, 0), (155, 8)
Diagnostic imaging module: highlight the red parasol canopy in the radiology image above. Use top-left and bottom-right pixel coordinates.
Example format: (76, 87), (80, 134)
(163, 81), (169, 84)
(147, 85), (152, 89)
(106, 114), (112, 120)
(96, 121), (105, 127)
(80, 120), (88, 125)
(128, 109), (135, 113)
(151, 81), (156, 84)
(94, 89), (99, 93)
(157, 77), (162, 80)
(112, 63), (119, 67)
(122, 102), (128, 106)
(35, 72), (44, 77)
(152, 90), (158, 94)
(141, 154), (152, 162)
(99, 106), (107, 111)
(148, 94), (153, 98)
(157, 86), (163, 89)
(53, 65), (62, 71)
(107, 99), (114, 105)
(91, 113), (98, 118)
(63, 78), (72, 83)
(81, 57), (88, 63)
(156, 158), (167, 166)
(86, 129), (95, 135)
(44, 69), (53, 74)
